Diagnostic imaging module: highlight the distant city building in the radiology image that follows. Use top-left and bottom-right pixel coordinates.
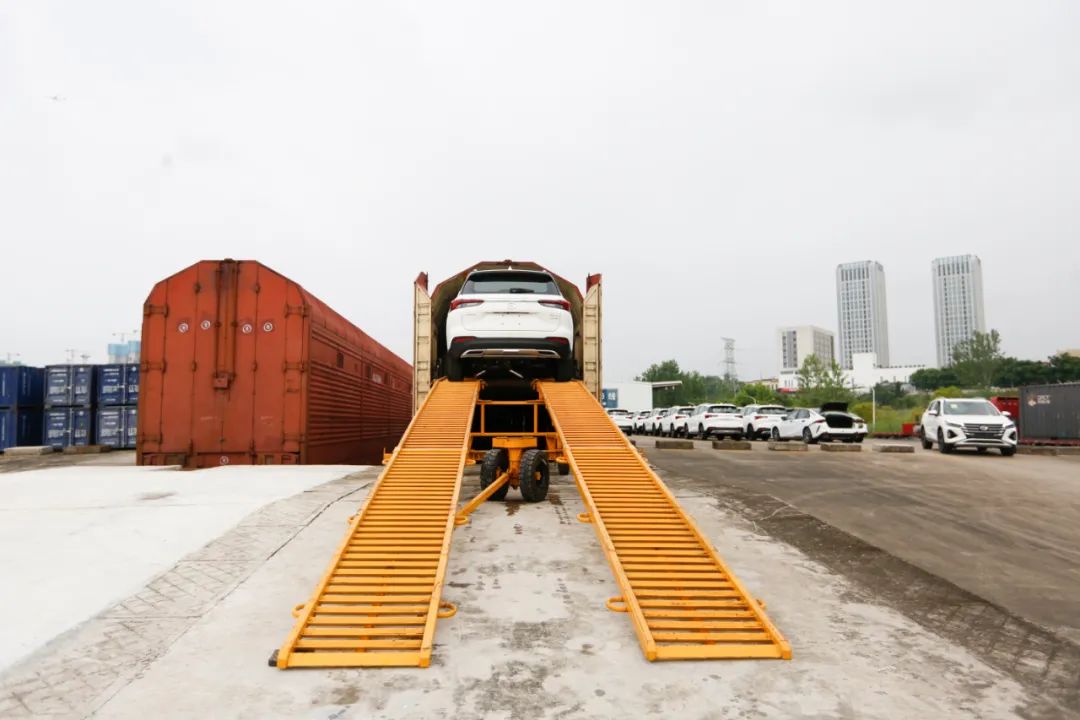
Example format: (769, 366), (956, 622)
(777, 325), (836, 373)
(836, 261), (890, 369)
(932, 255), (985, 367)
(845, 352), (926, 392)
(744, 377), (780, 391)
(1063, 349), (1080, 359)
(107, 340), (141, 364)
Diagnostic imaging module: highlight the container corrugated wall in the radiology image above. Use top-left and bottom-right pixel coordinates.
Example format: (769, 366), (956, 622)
(138, 259), (412, 468)
(1019, 383), (1080, 444)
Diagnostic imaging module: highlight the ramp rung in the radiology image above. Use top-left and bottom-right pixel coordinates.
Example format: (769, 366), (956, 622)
(537, 380), (791, 662)
(274, 380), (479, 669)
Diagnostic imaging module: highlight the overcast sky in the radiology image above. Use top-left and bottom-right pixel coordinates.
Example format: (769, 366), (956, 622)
(2, 2), (1078, 381)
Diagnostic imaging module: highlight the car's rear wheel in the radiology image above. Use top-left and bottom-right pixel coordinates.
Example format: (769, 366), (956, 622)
(802, 427), (816, 444)
(920, 427), (933, 450)
(699, 424), (707, 440)
(771, 427), (780, 441)
(746, 425), (755, 440)
(445, 355), (464, 382)
(555, 355), (574, 382)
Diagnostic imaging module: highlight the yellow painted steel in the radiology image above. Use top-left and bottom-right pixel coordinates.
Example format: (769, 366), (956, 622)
(274, 379), (479, 669)
(536, 380), (792, 662)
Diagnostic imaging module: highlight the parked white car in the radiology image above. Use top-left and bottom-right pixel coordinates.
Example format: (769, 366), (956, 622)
(606, 408), (634, 434)
(444, 269), (575, 381)
(646, 408), (669, 435)
(772, 403), (868, 444)
(741, 404), (788, 440)
(632, 410), (652, 434)
(919, 397), (1017, 456)
(660, 406), (696, 437)
(685, 404), (744, 439)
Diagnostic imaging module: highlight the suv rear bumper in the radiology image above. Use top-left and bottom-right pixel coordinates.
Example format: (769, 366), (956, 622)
(448, 338), (572, 362)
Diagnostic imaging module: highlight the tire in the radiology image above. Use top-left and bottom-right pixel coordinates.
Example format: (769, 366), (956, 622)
(938, 429), (953, 454)
(445, 355), (464, 382)
(555, 355), (574, 382)
(557, 462), (570, 476)
(771, 427), (780, 441)
(920, 427), (933, 450)
(479, 448), (510, 501)
(1001, 446), (1016, 457)
(854, 437), (864, 444)
(746, 425), (755, 441)
(519, 448), (550, 503)
(977, 447), (988, 455)
(802, 427), (816, 445)
(699, 424), (708, 440)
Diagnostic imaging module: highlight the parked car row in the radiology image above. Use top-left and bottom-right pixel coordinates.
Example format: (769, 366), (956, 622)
(610, 402), (867, 442)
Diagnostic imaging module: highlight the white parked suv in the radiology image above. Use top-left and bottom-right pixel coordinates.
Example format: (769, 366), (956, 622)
(686, 404), (744, 439)
(606, 408), (634, 434)
(771, 404), (868, 443)
(645, 408), (669, 435)
(741, 404), (788, 440)
(444, 269), (575, 382)
(919, 397), (1018, 456)
(660, 406), (696, 437)
(632, 410), (652, 434)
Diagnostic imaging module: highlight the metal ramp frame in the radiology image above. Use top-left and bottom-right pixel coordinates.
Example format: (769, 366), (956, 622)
(273, 379), (479, 668)
(537, 380), (791, 661)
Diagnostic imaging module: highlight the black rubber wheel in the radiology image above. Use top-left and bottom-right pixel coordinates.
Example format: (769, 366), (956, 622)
(480, 448), (510, 501)
(557, 462), (570, 476)
(555, 355), (574, 382)
(746, 425), (755, 440)
(802, 427), (816, 445)
(519, 448), (549, 503)
(977, 447), (988, 455)
(699, 424), (707, 440)
(854, 437), (864, 444)
(445, 355), (464, 382)
(1001, 446), (1016, 457)
(920, 427), (933, 450)
(938, 429), (953, 454)
(771, 427), (781, 441)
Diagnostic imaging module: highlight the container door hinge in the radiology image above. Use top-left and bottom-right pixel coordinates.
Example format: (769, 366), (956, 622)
(283, 362), (307, 373)
(284, 304), (308, 317)
(214, 373), (234, 389)
(144, 303), (168, 317)
(141, 361), (166, 373)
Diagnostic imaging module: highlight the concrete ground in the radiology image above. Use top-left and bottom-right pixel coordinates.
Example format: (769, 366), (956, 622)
(1, 443), (1077, 718)
(0, 453), (366, 671)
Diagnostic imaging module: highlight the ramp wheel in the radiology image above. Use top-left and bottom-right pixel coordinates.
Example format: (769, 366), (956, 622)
(480, 449), (510, 501)
(519, 448), (550, 503)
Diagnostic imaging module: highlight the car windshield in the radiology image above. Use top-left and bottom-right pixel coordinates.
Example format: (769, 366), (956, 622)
(461, 272), (560, 295)
(607, 409), (629, 416)
(708, 405), (737, 413)
(942, 400), (1000, 416)
(678, 407), (694, 414)
(758, 407), (786, 415)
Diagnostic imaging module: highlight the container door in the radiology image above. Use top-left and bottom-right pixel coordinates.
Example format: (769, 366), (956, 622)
(582, 277), (602, 400)
(73, 408), (91, 446)
(44, 409), (69, 447)
(98, 365), (123, 405)
(275, 275), (306, 461)
(413, 280), (433, 414)
(96, 409), (122, 447)
(126, 364), (140, 405)
(44, 367), (72, 406)
(214, 261), (260, 463)
(73, 365), (94, 406)
(124, 406), (138, 449)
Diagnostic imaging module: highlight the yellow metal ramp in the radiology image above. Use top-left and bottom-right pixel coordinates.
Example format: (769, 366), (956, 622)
(538, 381), (791, 661)
(273, 379), (479, 668)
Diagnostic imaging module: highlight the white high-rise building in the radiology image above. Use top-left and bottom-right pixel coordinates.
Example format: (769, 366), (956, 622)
(932, 255), (986, 367)
(836, 261), (890, 369)
(777, 325), (836, 372)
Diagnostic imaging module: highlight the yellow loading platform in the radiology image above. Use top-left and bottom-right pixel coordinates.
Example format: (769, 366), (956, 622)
(537, 381), (791, 661)
(272, 379), (479, 668)
(274, 378), (788, 668)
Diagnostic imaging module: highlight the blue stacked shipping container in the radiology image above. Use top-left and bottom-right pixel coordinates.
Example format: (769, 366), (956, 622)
(94, 364), (139, 449)
(0, 366), (45, 451)
(43, 364), (97, 448)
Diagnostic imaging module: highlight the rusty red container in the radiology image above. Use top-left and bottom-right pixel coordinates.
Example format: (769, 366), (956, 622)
(137, 260), (412, 468)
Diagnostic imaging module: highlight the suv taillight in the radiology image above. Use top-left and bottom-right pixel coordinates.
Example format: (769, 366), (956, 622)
(546, 337), (570, 345)
(450, 298), (484, 311)
(539, 299), (571, 311)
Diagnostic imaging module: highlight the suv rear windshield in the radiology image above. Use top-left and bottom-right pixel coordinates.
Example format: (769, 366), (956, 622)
(461, 272), (560, 296)
(758, 406), (786, 415)
(708, 405), (737, 413)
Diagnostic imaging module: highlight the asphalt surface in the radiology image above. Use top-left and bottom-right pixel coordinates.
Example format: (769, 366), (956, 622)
(643, 437), (1080, 716)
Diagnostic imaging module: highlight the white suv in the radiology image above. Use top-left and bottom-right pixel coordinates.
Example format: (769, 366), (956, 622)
(742, 404), (788, 440)
(632, 410), (652, 434)
(445, 269), (575, 381)
(919, 397), (1018, 456)
(686, 403), (744, 439)
(606, 408), (634, 434)
(660, 406), (696, 437)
